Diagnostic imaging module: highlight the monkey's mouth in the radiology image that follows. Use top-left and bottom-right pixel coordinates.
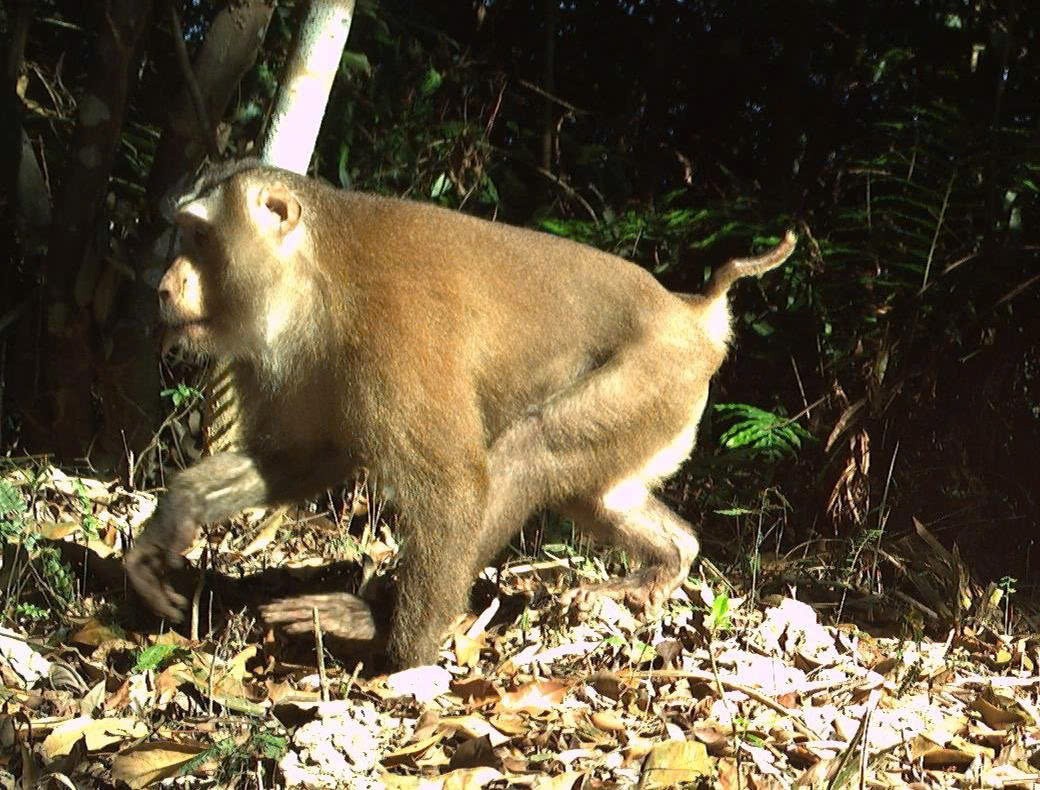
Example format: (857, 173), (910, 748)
(161, 319), (210, 353)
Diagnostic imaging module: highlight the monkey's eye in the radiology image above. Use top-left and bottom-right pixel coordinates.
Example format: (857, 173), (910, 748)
(185, 224), (211, 248)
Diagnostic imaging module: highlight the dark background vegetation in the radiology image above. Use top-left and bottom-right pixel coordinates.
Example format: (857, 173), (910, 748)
(2, 0), (1038, 616)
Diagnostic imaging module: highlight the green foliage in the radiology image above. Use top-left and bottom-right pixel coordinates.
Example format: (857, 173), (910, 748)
(13, 602), (48, 623)
(72, 479), (99, 540)
(714, 403), (811, 461)
(0, 475), (76, 622)
(179, 730), (289, 781)
(0, 478), (28, 542)
(705, 590), (732, 632)
(133, 644), (190, 672)
(161, 383), (203, 409)
(537, 194), (757, 274)
(998, 576), (1018, 597)
(37, 545), (75, 608)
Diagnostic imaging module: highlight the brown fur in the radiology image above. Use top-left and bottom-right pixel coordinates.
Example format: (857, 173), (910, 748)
(126, 161), (796, 669)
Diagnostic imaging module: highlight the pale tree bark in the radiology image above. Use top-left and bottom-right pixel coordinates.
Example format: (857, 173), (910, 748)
(208, 0), (357, 453)
(261, 0), (356, 173)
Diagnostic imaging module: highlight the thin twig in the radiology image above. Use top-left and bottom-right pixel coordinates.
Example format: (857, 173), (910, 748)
(313, 607), (329, 702)
(622, 669), (822, 740)
(516, 77), (587, 114)
(825, 688), (880, 790)
(343, 661), (363, 698)
(920, 172), (955, 292)
(190, 547), (206, 642)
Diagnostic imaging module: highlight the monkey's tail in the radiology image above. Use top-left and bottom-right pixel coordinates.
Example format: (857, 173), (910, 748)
(702, 230), (797, 302)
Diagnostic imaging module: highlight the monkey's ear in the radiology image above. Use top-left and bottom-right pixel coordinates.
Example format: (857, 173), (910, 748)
(257, 185), (302, 238)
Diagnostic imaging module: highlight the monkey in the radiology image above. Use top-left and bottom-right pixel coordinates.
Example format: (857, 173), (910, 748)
(125, 158), (796, 669)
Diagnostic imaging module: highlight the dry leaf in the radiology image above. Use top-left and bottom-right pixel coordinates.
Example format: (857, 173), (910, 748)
(110, 741), (208, 789)
(496, 680), (568, 714)
(440, 766), (505, 789)
(453, 633), (484, 667)
(41, 716), (148, 759)
(450, 677), (500, 706)
(531, 772), (585, 789)
(240, 512), (284, 556)
(439, 715), (511, 747)
(590, 710), (626, 733)
(640, 739), (713, 789)
(71, 618), (124, 647)
(382, 733), (445, 767)
(386, 665), (453, 702)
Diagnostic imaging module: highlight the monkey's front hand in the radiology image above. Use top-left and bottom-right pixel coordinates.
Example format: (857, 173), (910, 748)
(125, 509), (196, 623)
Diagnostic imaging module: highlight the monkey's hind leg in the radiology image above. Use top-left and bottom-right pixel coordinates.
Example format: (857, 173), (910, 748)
(477, 343), (708, 612)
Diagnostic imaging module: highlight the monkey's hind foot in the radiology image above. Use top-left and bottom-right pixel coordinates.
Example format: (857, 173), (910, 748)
(260, 592), (385, 653)
(560, 568), (686, 614)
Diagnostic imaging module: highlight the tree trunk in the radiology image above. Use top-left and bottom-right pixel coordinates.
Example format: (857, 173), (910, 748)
(13, 0), (154, 461)
(94, 0), (276, 474)
(146, 0), (276, 206)
(261, 0), (357, 174)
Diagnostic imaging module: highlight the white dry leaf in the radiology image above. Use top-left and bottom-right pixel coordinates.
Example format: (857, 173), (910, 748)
(46, 468), (111, 501)
(588, 596), (639, 630)
(279, 706), (382, 790)
(516, 641), (600, 668)
(126, 673), (153, 710)
(759, 597), (820, 655)
(738, 740), (782, 776)
(556, 748), (598, 767)
(386, 665), (453, 702)
(714, 649), (808, 696)
(0, 628), (51, 689)
(800, 703), (840, 740)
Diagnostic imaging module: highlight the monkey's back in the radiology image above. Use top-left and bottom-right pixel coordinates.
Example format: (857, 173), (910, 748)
(318, 190), (716, 438)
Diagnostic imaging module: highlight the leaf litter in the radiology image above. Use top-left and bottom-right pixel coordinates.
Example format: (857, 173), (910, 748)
(2, 466), (1040, 787)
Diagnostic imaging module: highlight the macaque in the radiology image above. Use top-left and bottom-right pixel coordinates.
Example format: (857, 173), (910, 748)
(126, 159), (796, 669)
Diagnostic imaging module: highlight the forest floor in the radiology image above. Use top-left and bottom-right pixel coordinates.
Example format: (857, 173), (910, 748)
(3, 464), (1040, 789)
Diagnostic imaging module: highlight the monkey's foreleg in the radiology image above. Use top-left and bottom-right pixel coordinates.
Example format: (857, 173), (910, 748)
(126, 449), (349, 623)
(126, 452), (269, 621)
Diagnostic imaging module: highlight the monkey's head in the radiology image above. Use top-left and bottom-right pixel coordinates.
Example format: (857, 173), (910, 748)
(159, 163), (315, 364)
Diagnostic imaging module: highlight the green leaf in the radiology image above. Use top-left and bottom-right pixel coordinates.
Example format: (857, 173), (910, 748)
(707, 591), (731, 630)
(134, 644), (189, 672)
(0, 479), (27, 517)
(340, 50), (372, 76)
(714, 403), (812, 459)
(430, 172), (451, 198)
(420, 66), (443, 96)
(161, 383), (202, 409)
